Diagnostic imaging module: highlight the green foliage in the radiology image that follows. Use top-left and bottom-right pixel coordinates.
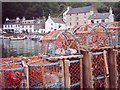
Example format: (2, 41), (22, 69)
(2, 2), (120, 23)
(113, 1), (120, 21)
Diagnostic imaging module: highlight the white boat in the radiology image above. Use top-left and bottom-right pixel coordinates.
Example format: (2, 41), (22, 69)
(30, 35), (41, 40)
(10, 36), (26, 40)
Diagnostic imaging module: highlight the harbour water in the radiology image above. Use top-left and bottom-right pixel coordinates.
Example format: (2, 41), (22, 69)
(0, 38), (41, 58)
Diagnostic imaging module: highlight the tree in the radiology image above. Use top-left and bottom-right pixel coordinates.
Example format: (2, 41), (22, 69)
(2, 2), (120, 23)
(113, 1), (120, 21)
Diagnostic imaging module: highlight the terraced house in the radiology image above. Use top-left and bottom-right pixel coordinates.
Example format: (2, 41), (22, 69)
(63, 6), (114, 29)
(3, 17), (46, 33)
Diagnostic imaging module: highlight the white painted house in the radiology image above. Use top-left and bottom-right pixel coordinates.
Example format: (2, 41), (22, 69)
(45, 15), (66, 33)
(88, 7), (114, 24)
(3, 17), (46, 33)
(3, 17), (21, 33)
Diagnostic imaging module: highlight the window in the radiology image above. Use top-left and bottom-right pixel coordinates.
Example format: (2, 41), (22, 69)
(76, 17), (79, 20)
(51, 23), (53, 25)
(101, 20), (105, 22)
(30, 25), (32, 28)
(70, 22), (72, 26)
(84, 13), (86, 15)
(8, 25), (9, 27)
(77, 22), (79, 25)
(51, 28), (53, 30)
(97, 21), (99, 23)
(22, 25), (24, 28)
(70, 14), (71, 16)
(77, 13), (78, 15)
(58, 25), (61, 28)
(91, 20), (94, 24)
(11, 25), (12, 27)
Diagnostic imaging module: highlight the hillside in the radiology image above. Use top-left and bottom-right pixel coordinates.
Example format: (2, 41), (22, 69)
(2, 2), (120, 23)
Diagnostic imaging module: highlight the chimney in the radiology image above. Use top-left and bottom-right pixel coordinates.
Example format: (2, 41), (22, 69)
(109, 7), (113, 14)
(22, 16), (26, 21)
(67, 6), (71, 11)
(16, 17), (20, 20)
(43, 16), (46, 21)
(48, 14), (51, 19)
(91, 3), (97, 13)
(33, 17), (35, 20)
(6, 18), (9, 21)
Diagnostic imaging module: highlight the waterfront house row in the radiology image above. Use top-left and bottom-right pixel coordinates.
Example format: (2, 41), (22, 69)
(3, 5), (114, 33)
(3, 17), (46, 34)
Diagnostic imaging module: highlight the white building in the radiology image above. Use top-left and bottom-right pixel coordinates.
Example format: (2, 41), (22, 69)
(63, 6), (114, 29)
(3, 17), (46, 33)
(88, 7), (114, 24)
(3, 17), (21, 33)
(45, 15), (66, 33)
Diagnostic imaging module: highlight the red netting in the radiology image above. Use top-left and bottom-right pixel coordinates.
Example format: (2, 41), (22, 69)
(28, 60), (60, 88)
(43, 63), (60, 88)
(1, 63), (24, 88)
(41, 30), (79, 56)
(69, 60), (81, 88)
(0, 57), (22, 63)
(92, 51), (108, 88)
(75, 27), (112, 49)
(117, 51), (120, 88)
(110, 30), (118, 46)
(76, 32), (88, 46)
(88, 28), (111, 49)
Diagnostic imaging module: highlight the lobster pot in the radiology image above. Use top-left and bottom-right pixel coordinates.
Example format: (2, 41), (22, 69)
(74, 23), (113, 49)
(117, 50), (120, 88)
(0, 57), (21, 64)
(40, 30), (80, 57)
(91, 50), (109, 88)
(28, 60), (62, 88)
(75, 32), (88, 46)
(109, 27), (120, 47)
(25, 56), (42, 63)
(40, 30), (62, 56)
(1, 62), (24, 88)
(69, 60), (82, 88)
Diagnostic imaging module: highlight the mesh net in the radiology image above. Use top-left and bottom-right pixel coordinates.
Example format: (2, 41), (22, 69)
(41, 31), (79, 56)
(110, 30), (118, 46)
(28, 60), (61, 88)
(117, 51), (120, 88)
(69, 60), (81, 88)
(76, 33), (88, 46)
(88, 28), (111, 48)
(92, 51), (108, 88)
(1, 63), (24, 88)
